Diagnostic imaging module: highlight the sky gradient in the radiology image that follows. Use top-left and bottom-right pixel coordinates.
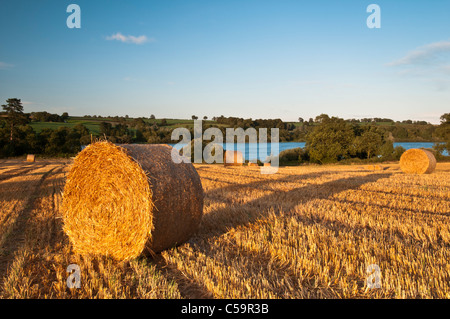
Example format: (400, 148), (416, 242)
(1, 0), (449, 123)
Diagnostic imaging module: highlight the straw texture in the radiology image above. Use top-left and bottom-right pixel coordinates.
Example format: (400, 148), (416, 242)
(399, 148), (436, 174)
(62, 141), (204, 261)
(365, 165), (382, 171)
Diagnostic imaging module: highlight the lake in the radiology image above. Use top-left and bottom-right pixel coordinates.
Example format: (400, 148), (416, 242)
(170, 141), (448, 160)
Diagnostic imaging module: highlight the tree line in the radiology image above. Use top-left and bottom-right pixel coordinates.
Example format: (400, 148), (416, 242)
(1, 98), (449, 162)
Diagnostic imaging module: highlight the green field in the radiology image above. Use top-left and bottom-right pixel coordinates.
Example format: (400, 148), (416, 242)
(30, 120), (102, 134)
(29, 117), (207, 135)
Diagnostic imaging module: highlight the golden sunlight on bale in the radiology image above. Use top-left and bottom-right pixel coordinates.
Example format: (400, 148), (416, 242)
(399, 148), (436, 174)
(224, 150), (244, 166)
(26, 154), (35, 162)
(248, 162), (259, 167)
(61, 141), (204, 261)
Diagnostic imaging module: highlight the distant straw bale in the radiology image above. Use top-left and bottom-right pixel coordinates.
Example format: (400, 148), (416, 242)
(224, 150), (243, 166)
(61, 141), (204, 261)
(26, 154), (35, 162)
(399, 148), (436, 174)
(248, 162), (259, 167)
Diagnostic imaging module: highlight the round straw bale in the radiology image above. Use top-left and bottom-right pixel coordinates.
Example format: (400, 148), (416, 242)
(61, 141), (204, 261)
(224, 150), (244, 166)
(399, 148), (436, 174)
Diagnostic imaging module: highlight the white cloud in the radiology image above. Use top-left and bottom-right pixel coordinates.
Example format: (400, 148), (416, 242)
(387, 41), (450, 66)
(0, 62), (14, 69)
(387, 40), (450, 91)
(106, 32), (154, 45)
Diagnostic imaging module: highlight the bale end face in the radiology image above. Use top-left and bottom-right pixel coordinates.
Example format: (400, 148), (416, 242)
(61, 141), (203, 261)
(26, 154), (35, 162)
(399, 148), (436, 174)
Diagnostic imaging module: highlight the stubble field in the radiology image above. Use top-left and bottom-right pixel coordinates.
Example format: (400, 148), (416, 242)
(0, 158), (449, 298)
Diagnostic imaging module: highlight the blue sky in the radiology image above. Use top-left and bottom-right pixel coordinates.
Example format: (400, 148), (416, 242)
(0, 0), (449, 123)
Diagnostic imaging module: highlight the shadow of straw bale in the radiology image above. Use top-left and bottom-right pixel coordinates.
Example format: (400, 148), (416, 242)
(197, 172), (393, 239)
(0, 166), (60, 289)
(154, 170), (392, 298)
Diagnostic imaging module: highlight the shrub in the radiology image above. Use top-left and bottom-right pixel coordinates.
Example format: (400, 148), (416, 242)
(278, 147), (309, 164)
(393, 146), (406, 160)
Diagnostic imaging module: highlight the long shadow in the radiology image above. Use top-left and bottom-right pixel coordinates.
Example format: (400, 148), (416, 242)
(0, 163), (49, 182)
(359, 188), (450, 202)
(0, 166), (60, 290)
(187, 182), (449, 298)
(197, 172), (393, 240)
(0, 176), (66, 202)
(156, 171), (393, 298)
(204, 170), (337, 200)
(333, 197), (450, 218)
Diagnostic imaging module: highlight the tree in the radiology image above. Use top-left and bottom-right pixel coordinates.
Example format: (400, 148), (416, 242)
(203, 116), (208, 120)
(315, 114), (330, 124)
(192, 115), (198, 120)
(434, 113), (450, 156)
(1, 98), (29, 142)
(298, 117), (304, 123)
(353, 130), (383, 159)
(150, 114), (156, 120)
(99, 122), (113, 136)
(61, 112), (69, 122)
(306, 116), (355, 163)
(440, 113), (450, 124)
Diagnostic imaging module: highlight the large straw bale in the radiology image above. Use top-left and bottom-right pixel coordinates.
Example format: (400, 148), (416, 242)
(61, 141), (204, 261)
(224, 150), (243, 166)
(399, 148), (436, 174)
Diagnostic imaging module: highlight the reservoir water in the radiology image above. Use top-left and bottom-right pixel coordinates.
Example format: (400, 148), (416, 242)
(170, 142), (448, 160)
